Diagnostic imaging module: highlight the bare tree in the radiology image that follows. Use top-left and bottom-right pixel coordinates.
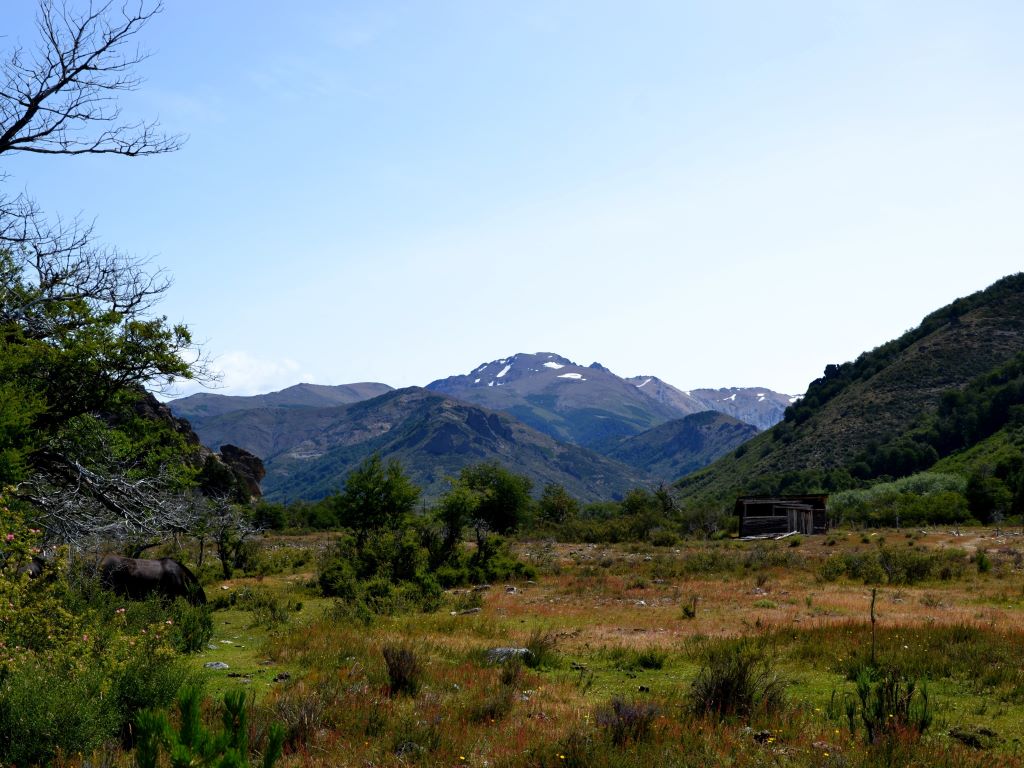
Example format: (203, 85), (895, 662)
(20, 451), (200, 547)
(0, 0), (182, 158)
(0, 0), (187, 334)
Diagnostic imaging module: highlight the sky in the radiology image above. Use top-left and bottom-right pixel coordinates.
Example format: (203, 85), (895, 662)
(4, 1), (1024, 398)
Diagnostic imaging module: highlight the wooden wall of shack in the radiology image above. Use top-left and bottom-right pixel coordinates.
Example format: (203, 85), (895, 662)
(735, 495), (829, 537)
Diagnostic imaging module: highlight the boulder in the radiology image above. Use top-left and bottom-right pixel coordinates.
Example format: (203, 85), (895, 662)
(485, 647), (533, 664)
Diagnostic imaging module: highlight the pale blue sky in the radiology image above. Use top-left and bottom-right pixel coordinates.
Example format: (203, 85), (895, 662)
(5, 1), (1024, 396)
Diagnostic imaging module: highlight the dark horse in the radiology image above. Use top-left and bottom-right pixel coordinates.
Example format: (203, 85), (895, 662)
(99, 555), (207, 606)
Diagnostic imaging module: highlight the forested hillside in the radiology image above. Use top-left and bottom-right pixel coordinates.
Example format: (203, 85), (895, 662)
(677, 273), (1024, 513)
(192, 387), (654, 502)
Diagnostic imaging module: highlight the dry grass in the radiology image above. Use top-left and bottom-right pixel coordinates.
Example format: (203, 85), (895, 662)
(55, 527), (1024, 768)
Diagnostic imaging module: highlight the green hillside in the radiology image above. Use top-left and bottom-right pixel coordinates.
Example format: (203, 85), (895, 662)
(608, 411), (758, 481)
(677, 273), (1024, 511)
(189, 387), (654, 502)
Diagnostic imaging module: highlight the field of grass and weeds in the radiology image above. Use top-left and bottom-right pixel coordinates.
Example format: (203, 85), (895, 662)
(30, 526), (1024, 767)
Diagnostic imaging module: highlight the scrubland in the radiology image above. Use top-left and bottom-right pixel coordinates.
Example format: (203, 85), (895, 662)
(111, 527), (1024, 768)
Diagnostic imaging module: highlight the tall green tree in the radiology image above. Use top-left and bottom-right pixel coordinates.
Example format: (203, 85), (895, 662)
(334, 455), (420, 550)
(459, 461), (533, 536)
(536, 482), (579, 525)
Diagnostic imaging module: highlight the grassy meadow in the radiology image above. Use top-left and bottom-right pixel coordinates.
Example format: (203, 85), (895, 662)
(65, 526), (1022, 768)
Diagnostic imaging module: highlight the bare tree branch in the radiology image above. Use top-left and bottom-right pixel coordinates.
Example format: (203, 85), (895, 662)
(0, 0), (183, 158)
(20, 450), (200, 546)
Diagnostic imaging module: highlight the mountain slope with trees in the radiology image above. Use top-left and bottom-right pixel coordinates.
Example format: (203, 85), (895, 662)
(676, 273), (1024, 511)
(190, 387), (654, 502)
(608, 411), (759, 482)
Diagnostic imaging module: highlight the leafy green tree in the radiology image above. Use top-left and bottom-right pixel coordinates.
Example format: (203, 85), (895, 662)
(536, 482), (579, 525)
(459, 461), (532, 536)
(334, 455), (420, 550)
(620, 487), (663, 540)
(436, 481), (482, 556)
(966, 467), (1013, 524)
(0, 2), (204, 542)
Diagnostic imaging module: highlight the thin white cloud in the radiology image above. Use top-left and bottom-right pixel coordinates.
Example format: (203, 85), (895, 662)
(169, 352), (319, 398)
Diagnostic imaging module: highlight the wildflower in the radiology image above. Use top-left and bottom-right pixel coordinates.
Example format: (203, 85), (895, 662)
(165, 619), (173, 625)
(4, 533), (13, 542)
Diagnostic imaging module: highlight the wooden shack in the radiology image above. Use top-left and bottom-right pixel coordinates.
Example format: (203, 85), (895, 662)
(735, 495), (829, 537)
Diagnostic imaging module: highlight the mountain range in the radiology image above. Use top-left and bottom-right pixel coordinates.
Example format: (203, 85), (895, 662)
(167, 273), (1024, 513)
(170, 354), (793, 502)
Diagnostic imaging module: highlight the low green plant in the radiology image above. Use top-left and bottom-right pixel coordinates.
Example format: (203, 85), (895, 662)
(976, 550), (992, 573)
(170, 599), (214, 652)
(689, 639), (787, 719)
(595, 697), (659, 746)
(134, 685), (285, 768)
(845, 666), (933, 743)
(682, 594), (698, 619)
(524, 628), (559, 669)
(382, 644), (421, 696)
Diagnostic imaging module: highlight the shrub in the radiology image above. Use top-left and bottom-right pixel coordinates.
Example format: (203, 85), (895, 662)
(595, 697), (659, 746)
(382, 644), (421, 696)
(682, 594), (698, 619)
(976, 550), (992, 573)
(318, 555), (359, 600)
(689, 639), (787, 719)
(601, 646), (666, 672)
(111, 641), (195, 735)
(170, 599), (214, 653)
(135, 685), (284, 768)
(846, 666), (933, 743)
(0, 658), (119, 766)
(635, 648), (667, 670)
(819, 555), (846, 582)
(524, 628), (559, 669)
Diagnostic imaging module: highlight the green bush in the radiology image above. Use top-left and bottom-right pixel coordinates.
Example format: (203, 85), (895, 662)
(525, 628), (559, 670)
(0, 633), (191, 766)
(689, 639), (787, 720)
(595, 697), (659, 746)
(170, 599), (214, 653)
(823, 547), (968, 585)
(318, 555), (359, 600)
(135, 685), (284, 768)
(0, 659), (119, 766)
(232, 586), (302, 628)
(846, 666), (932, 743)
(829, 473), (971, 527)
(382, 645), (421, 697)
